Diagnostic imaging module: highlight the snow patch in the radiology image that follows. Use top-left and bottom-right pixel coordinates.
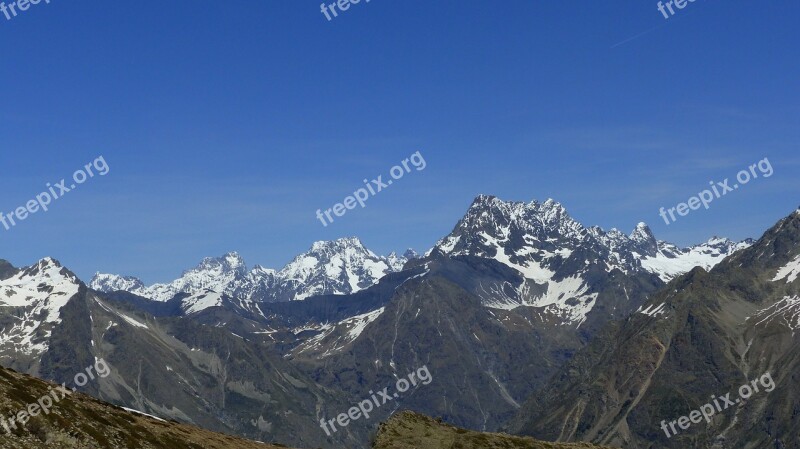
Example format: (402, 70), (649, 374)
(773, 255), (800, 284)
(121, 407), (166, 422)
(293, 307), (386, 356)
(181, 290), (223, 314)
(637, 302), (667, 318)
(749, 296), (800, 332)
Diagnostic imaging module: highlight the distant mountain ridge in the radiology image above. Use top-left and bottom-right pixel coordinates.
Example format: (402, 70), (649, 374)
(0, 194), (761, 448)
(91, 196), (748, 318)
(90, 238), (418, 306)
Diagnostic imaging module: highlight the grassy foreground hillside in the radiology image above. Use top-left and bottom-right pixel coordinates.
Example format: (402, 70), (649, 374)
(0, 366), (286, 449)
(373, 411), (615, 449)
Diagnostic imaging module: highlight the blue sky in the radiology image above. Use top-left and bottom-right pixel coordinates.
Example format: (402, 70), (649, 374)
(0, 0), (798, 283)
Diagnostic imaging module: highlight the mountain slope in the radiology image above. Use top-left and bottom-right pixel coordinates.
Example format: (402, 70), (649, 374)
(0, 194), (755, 449)
(283, 196), (750, 438)
(509, 209), (800, 449)
(0, 258), (365, 448)
(0, 365), (291, 449)
(36, 287), (363, 449)
(291, 254), (638, 434)
(373, 411), (613, 449)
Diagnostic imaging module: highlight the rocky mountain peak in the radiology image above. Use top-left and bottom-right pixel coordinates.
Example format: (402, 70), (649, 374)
(470, 194), (499, 207)
(402, 249), (420, 259)
(0, 258), (82, 356)
(308, 237), (367, 255)
(90, 239), (411, 305)
(539, 197), (569, 221)
(628, 222), (658, 256)
(436, 195), (750, 287)
(91, 273), (145, 292)
(630, 222), (655, 243)
(249, 264), (276, 276)
(19, 257), (79, 284)
(39, 256), (62, 267)
(191, 251), (248, 277)
(276, 238), (413, 300)
(439, 195), (587, 255)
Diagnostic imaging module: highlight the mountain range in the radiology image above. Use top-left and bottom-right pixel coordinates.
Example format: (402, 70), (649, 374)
(509, 209), (800, 448)
(1, 195), (773, 449)
(91, 196), (748, 319)
(90, 238), (417, 306)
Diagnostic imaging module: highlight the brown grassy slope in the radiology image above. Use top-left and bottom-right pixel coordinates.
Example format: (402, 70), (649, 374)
(0, 366), (289, 449)
(373, 411), (616, 449)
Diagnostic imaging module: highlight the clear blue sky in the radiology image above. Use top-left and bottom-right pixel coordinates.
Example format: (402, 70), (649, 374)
(1, 0), (798, 283)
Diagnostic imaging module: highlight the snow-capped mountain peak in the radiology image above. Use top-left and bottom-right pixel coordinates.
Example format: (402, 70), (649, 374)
(90, 239), (416, 305)
(0, 257), (82, 355)
(2, 257), (80, 306)
(277, 237), (413, 300)
(432, 195), (588, 258)
(92, 252), (252, 302)
(630, 222), (656, 244)
(429, 196), (751, 325)
(190, 251), (247, 277)
(172, 251), (249, 295)
(90, 273), (145, 293)
(386, 249), (418, 271)
(289, 237), (376, 278)
(641, 236), (754, 281)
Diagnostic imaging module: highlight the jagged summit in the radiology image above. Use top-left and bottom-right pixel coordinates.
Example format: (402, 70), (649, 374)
(90, 238), (417, 306)
(91, 273), (145, 292)
(86, 194), (748, 322)
(309, 236), (364, 252)
(402, 248), (419, 259)
(630, 222), (656, 243)
(0, 257), (82, 356)
(190, 251), (248, 276)
(435, 195), (750, 283)
(18, 256), (79, 279)
(437, 195), (585, 255)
